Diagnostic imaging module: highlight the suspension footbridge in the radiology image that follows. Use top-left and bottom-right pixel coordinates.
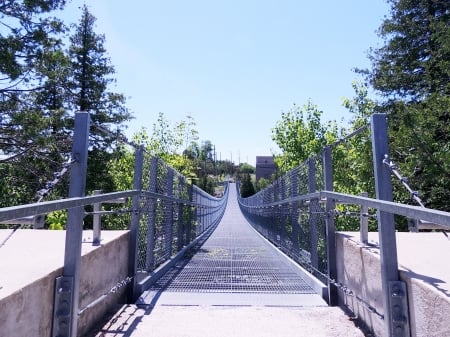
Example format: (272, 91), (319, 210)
(0, 113), (449, 337)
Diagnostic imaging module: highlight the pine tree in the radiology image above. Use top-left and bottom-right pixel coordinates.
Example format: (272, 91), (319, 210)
(240, 173), (256, 198)
(0, 1), (68, 206)
(0, 0), (66, 94)
(67, 5), (133, 193)
(365, 0), (450, 210)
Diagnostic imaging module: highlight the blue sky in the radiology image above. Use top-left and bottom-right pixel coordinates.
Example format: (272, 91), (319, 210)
(61, 0), (389, 165)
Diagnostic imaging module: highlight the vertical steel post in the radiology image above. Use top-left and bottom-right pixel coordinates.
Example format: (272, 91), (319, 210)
(177, 177), (185, 251)
(280, 177), (287, 246)
(292, 171), (300, 259)
(371, 114), (410, 337)
(308, 158), (319, 271)
(164, 169), (174, 259)
(92, 190), (102, 245)
(127, 145), (144, 303)
(146, 156), (158, 271)
(323, 146), (337, 305)
(360, 192), (369, 244)
(52, 111), (90, 337)
(186, 185), (194, 244)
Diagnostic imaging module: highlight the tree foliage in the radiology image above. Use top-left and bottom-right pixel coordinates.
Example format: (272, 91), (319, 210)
(271, 100), (339, 174)
(0, 4), (132, 210)
(240, 173), (256, 198)
(68, 5), (132, 149)
(0, 0), (67, 94)
(364, 0), (450, 211)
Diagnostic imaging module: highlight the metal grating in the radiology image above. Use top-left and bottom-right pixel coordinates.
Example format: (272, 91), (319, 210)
(148, 186), (316, 294)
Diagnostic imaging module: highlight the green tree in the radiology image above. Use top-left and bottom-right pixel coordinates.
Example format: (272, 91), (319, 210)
(271, 100), (339, 173)
(239, 163), (255, 174)
(336, 81), (376, 196)
(240, 173), (256, 198)
(255, 177), (271, 192)
(67, 5), (132, 193)
(363, 0), (450, 210)
(0, 0), (67, 94)
(0, 1), (69, 207)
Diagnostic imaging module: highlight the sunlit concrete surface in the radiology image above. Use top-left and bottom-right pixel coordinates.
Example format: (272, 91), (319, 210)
(0, 229), (129, 337)
(337, 231), (450, 337)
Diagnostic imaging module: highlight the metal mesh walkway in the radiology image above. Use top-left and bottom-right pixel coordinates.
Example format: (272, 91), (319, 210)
(138, 183), (325, 306)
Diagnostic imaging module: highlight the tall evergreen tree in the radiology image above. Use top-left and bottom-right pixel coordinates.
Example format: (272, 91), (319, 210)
(0, 1), (68, 206)
(240, 173), (256, 198)
(67, 5), (133, 192)
(0, 0), (67, 94)
(364, 0), (450, 210)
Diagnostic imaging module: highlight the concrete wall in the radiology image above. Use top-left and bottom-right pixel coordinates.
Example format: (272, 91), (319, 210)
(336, 232), (450, 337)
(0, 230), (129, 337)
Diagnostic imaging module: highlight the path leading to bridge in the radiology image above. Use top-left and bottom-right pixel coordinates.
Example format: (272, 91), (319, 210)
(88, 184), (366, 337)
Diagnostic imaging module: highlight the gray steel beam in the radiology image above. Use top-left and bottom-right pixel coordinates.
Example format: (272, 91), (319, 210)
(127, 145), (144, 302)
(308, 158), (319, 271)
(52, 111), (90, 337)
(0, 191), (138, 223)
(323, 146), (337, 306)
(146, 156), (159, 271)
(371, 114), (410, 337)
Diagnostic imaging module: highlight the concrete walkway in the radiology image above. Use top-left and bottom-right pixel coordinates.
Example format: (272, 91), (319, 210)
(88, 305), (367, 337)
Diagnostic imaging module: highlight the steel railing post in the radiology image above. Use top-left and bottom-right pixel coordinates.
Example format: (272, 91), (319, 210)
(127, 145), (144, 302)
(323, 146), (337, 306)
(177, 177), (185, 250)
(164, 169), (174, 259)
(291, 170), (300, 261)
(52, 111), (90, 337)
(371, 114), (410, 337)
(360, 192), (369, 244)
(92, 190), (102, 245)
(308, 158), (319, 271)
(146, 156), (158, 271)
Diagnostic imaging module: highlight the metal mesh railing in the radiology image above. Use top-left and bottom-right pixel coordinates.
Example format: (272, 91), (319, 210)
(238, 116), (450, 337)
(238, 157), (328, 282)
(135, 155), (229, 273)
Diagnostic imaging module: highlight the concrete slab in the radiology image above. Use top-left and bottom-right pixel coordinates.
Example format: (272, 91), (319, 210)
(337, 231), (450, 337)
(137, 290), (328, 307)
(340, 231), (450, 295)
(87, 304), (367, 337)
(0, 229), (128, 299)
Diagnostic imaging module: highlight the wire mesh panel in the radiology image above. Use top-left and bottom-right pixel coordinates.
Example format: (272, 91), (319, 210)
(136, 155), (229, 273)
(149, 184), (316, 294)
(238, 157), (328, 282)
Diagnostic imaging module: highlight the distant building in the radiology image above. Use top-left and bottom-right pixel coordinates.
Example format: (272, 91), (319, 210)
(255, 156), (277, 181)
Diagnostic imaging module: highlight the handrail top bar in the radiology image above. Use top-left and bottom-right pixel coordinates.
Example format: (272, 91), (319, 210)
(321, 191), (450, 228)
(0, 190), (139, 222)
(239, 190), (450, 228)
(0, 185), (230, 222)
(140, 190), (226, 207)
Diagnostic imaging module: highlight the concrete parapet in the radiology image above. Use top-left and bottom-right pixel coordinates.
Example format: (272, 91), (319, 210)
(336, 232), (450, 337)
(0, 229), (129, 337)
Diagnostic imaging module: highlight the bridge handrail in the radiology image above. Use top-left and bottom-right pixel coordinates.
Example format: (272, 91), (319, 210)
(238, 115), (447, 337)
(322, 191), (450, 228)
(0, 190), (140, 223)
(238, 190), (450, 229)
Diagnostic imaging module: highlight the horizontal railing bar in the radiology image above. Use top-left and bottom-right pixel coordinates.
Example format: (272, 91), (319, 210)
(0, 191), (140, 222)
(321, 191), (450, 227)
(239, 192), (322, 209)
(0, 216), (35, 225)
(141, 191), (225, 208)
(239, 190), (450, 228)
(0, 189), (228, 224)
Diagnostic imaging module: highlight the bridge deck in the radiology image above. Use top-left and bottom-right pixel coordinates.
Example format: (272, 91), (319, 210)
(88, 185), (366, 337)
(138, 183), (325, 306)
